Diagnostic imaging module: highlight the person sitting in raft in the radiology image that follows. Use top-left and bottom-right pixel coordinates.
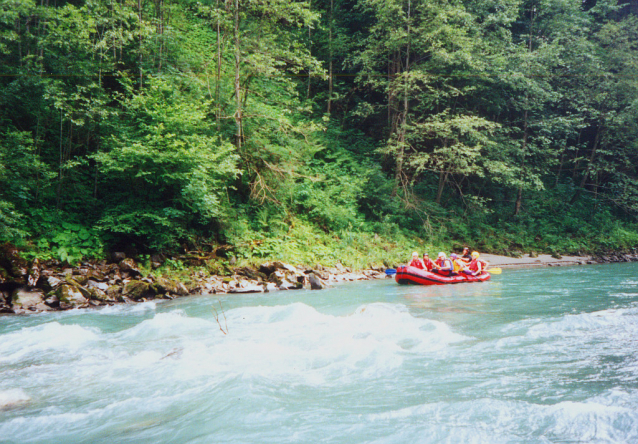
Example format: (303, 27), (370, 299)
(464, 251), (483, 276)
(450, 253), (467, 274)
(434, 252), (454, 275)
(408, 251), (425, 269)
(422, 252), (436, 272)
(460, 247), (472, 264)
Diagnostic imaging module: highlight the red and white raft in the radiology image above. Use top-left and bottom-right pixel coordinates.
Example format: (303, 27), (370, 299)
(395, 265), (491, 286)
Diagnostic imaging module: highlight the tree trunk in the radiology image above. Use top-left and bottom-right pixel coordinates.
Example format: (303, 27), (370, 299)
(436, 171), (448, 205)
(570, 128), (601, 204)
(327, 0), (333, 114)
(233, 0), (242, 149)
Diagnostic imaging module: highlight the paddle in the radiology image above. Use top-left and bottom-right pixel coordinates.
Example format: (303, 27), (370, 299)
(487, 267), (502, 274)
(385, 268), (397, 275)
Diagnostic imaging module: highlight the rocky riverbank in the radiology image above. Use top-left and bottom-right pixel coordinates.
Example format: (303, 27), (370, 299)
(0, 244), (387, 315)
(3, 241), (638, 315)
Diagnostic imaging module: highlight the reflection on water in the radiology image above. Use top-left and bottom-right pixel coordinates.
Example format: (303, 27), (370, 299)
(1, 263), (638, 443)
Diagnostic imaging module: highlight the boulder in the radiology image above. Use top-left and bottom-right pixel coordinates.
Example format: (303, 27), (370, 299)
(0, 290), (13, 313)
(106, 285), (123, 301)
(55, 284), (88, 307)
(87, 287), (114, 302)
(259, 261), (298, 275)
(118, 258), (141, 276)
(86, 269), (107, 282)
(87, 280), (109, 292)
(12, 288), (45, 311)
(229, 284), (264, 293)
(265, 282), (278, 292)
(307, 272), (325, 290)
(234, 267), (267, 282)
(27, 259), (40, 287)
(153, 277), (189, 296)
(0, 243), (29, 285)
(123, 280), (154, 300)
(305, 269), (329, 280)
(150, 254), (164, 269)
(278, 279), (303, 290)
(44, 294), (60, 308)
(36, 275), (62, 293)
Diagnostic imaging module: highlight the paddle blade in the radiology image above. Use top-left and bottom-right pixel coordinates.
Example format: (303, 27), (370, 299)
(385, 268), (397, 275)
(487, 267), (502, 275)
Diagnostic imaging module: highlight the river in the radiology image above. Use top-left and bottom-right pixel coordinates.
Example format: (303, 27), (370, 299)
(1, 263), (638, 443)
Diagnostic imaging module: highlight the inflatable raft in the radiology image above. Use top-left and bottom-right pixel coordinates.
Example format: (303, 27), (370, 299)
(395, 265), (491, 286)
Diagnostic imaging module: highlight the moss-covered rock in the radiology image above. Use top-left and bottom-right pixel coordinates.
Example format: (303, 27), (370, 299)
(55, 284), (88, 307)
(153, 277), (188, 296)
(123, 280), (154, 300)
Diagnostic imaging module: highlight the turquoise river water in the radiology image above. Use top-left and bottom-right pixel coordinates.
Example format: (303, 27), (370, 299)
(1, 263), (638, 443)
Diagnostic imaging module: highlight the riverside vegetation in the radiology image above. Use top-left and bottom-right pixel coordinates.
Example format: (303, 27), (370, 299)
(2, 0), (638, 312)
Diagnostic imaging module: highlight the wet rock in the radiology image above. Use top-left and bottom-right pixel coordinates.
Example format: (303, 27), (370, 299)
(308, 272), (325, 290)
(0, 243), (29, 285)
(123, 280), (154, 300)
(27, 259), (40, 287)
(87, 280), (109, 292)
(0, 290), (13, 313)
(265, 282), (278, 292)
(529, 251), (538, 258)
(87, 287), (113, 302)
(106, 285), (123, 301)
(119, 258), (141, 277)
(36, 275), (62, 293)
(44, 294), (60, 308)
(278, 279), (303, 290)
(305, 269), (329, 280)
(34, 302), (52, 311)
(153, 277), (189, 296)
(86, 269), (107, 282)
(12, 288), (45, 311)
(55, 284), (88, 307)
(335, 263), (346, 273)
(234, 267), (267, 282)
(229, 284), (264, 293)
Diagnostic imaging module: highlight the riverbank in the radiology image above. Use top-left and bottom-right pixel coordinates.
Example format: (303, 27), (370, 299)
(3, 242), (637, 315)
(0, 244), (387, 315)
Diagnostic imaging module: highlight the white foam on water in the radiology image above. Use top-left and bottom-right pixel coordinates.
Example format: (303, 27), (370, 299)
(185, 302), (470, 385)
(365, 392), (638, 443)
(0, 389), (31, 411)
(98, 300), (157, 315)
(0, 322), (100, 364)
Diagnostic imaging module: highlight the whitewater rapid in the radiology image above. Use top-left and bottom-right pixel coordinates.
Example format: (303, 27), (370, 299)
(1, 264), (638, 443)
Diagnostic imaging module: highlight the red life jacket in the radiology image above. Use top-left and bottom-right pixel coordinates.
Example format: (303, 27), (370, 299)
(423, 258), (435, 271)
(469, 258), (481, 272)
(409, 259), (425, 269)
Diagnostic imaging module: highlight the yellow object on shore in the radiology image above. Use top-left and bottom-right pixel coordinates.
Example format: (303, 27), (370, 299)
(487, 267), (502, 275)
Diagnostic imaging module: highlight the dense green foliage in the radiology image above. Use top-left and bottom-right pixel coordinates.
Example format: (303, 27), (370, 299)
(1, 0), (638, 265)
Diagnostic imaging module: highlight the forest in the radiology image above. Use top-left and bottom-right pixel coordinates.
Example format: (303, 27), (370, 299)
(1, 0), (638, 267)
